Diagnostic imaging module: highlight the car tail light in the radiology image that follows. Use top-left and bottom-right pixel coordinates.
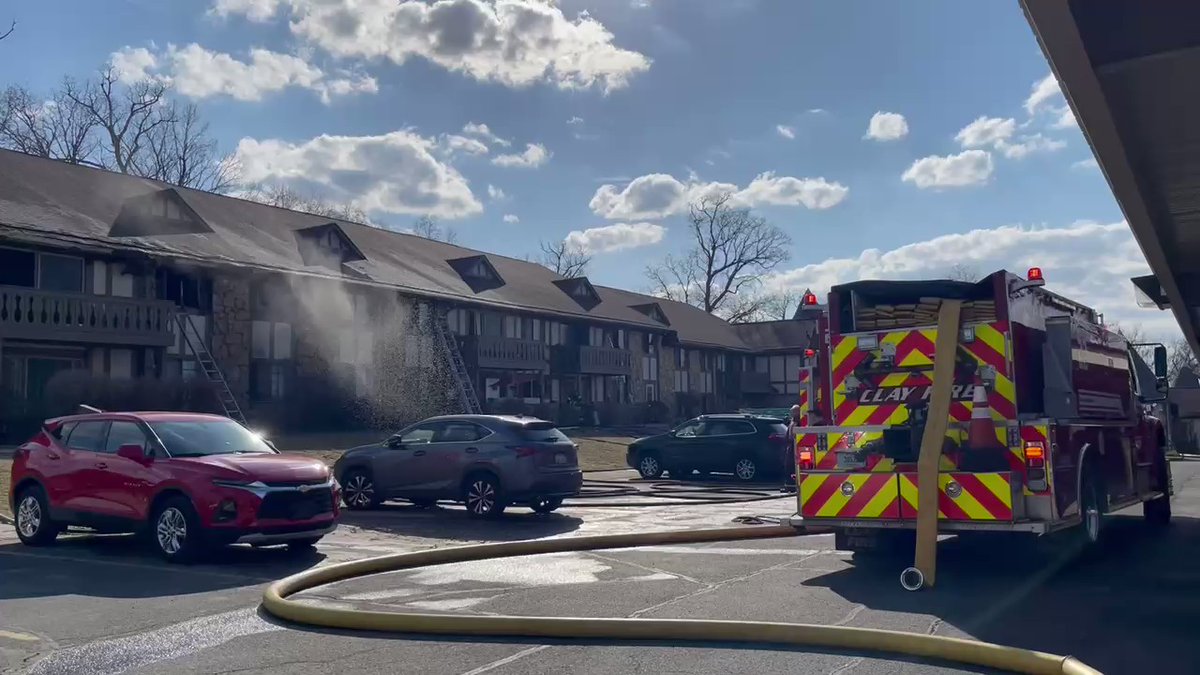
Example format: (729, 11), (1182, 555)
(1023, 441), (1048, 491)
(512, 446), (537, 458)
(798, 449), (814, 471)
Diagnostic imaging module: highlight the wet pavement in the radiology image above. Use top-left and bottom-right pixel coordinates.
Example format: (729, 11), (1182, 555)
(3, 463), (1199, 674)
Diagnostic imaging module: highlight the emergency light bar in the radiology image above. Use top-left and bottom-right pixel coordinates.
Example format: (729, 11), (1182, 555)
(1009, 267), (1047, 295)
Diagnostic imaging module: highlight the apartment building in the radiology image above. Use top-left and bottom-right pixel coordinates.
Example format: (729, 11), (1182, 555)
(0, 150), (815, 440)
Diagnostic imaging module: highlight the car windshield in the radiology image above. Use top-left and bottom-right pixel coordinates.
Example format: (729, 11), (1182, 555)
(149, 420), (276, 457)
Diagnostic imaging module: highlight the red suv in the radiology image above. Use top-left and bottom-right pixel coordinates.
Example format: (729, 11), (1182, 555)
(9, 411), (339, 563)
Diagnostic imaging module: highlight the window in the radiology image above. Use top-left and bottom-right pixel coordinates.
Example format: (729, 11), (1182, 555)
(0, 248), (36, 288)
(39, 254), (85, 293)
(149, 420), (275, 457)
(674, 420), (702, 437)
(702, 372), (714, 394)
(157, 269), (212, 311)
(706, 420), (754, 436)
(252, 321), (292, 360)
(717, 353), (727, 371)
(515, 423), (570, 443)
(110, 349), (133, 379)
(644, 382), (658, 401)
(447, 308), (472, 336)
(674, 370), (689, 393)
(400, 423), (439, 444)
(504, 315), (521, 339)
(642, 351), (658, 381)
(105, 421), (147, 455)
(676, 347), (687, 369)
(532, 318), (543, 341)
(66, 421), (107, 452)
(251, 362), (289, 401)
(436, 422), (489, 443)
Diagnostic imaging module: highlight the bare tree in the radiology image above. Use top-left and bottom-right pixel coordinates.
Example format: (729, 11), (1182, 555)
(1167, 337), (1198, 383)
(538, 239), (590, 277)
(412, 215), (458, 244)
(1, 86), (97, 163)
(946, 263), (981, 282)
(1, 20), (14, 42)
(139, 103), (238, 193)
(63, 68), (173, 175)
(645, 193), (791, 317)
(760, 290), (803, 321)
(243, 184), (370, 223)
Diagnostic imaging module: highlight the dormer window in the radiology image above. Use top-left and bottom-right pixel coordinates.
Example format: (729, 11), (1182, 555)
(631, 302), (670, 325)
(294, 223), (366, 269)
(110, 189), (212, 237)
(553, 277), (600, 309)
(448, 255), (504, 292)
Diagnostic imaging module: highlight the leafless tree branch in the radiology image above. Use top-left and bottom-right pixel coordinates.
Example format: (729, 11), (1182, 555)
(645, 193), (791, 317)
(242, 183), (371, 223)
(412, 215), (458, 244)
(946, 263), (981, 282)
(0, 20), (15, 42)
(1, 86), (99, 164)
(538, 239), (590, 277)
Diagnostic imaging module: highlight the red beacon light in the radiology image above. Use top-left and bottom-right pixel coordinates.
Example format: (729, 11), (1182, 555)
(801, 291), (818, 306)
(1010, 266), (1046, 293)
(804, 348), (816, 358)
(1027, 267), (1044, 282)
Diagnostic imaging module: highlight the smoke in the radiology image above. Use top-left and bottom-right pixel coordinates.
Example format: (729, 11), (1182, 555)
(282, 275), (463, 430)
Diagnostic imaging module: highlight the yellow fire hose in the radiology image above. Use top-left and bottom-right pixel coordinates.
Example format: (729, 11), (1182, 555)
(261, 524), (1100, 674)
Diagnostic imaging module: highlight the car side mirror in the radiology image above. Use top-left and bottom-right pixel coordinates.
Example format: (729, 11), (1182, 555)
(117, 444), (150, 463)
(1153, 345), (1169, 382)
(385, 436), (404, 449)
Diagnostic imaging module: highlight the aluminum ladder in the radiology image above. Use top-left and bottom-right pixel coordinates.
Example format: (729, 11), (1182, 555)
(431, 304), (482, 414)
(174, 314), (247, 425)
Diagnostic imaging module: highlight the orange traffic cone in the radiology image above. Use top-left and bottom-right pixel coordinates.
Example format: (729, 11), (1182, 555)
(966, 375), (999, 450)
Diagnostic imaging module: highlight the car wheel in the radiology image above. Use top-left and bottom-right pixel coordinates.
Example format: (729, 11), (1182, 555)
(153, 496), (204, 564)
(464, 474), (506, 518)
(287, 537), (323, 553)
(341, 469), (380, 510)
(1080, 468), (1105, 548)
(530, 496), (563, 514)
(636, 452), (663, 479)
(734, 457), (758, 482)
(14, 485), (59, 546)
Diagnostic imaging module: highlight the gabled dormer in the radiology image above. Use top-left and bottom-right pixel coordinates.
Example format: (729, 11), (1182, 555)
(554, 276), (600, 310)
(294, 222), (366, 269)
(448, 254), (505, 292)
(630, 302), (670, 326)
(109, 188), (212, 237)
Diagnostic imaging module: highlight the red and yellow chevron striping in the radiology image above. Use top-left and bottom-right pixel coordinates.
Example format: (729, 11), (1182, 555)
(799, 472), (901, 519)
(897, 472), (1015, 521)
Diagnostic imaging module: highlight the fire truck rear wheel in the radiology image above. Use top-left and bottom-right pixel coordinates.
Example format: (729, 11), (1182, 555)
(1080, 469), (1105, 547)
(1144, 455), (1172, 527)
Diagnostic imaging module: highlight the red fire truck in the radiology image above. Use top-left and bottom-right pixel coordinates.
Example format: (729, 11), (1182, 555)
(793, 269), (1173, 555)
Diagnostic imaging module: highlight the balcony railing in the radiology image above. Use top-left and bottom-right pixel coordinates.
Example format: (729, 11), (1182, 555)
(553, 345), (633, 375)
(0, 287), (175, 346)
(461, 335), (549, 371)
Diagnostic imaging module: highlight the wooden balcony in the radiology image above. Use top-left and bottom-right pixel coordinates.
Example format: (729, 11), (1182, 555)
(553, 345), (633, 375)
(0, 287), (175, 346)
(460, 335), (549, 371)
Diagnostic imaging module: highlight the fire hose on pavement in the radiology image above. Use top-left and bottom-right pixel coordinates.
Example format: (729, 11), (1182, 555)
(261, 524), (1100, 675)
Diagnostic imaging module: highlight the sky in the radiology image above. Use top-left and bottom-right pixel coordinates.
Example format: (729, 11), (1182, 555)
(0, 0), (1180, 338)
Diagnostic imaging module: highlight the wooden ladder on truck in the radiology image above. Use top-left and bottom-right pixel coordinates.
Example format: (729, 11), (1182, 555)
(174, 314), (247, 425)
(429, 304), (482, 415)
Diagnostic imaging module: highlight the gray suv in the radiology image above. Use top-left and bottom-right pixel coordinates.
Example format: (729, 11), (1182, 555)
(333, 415), (582, 517)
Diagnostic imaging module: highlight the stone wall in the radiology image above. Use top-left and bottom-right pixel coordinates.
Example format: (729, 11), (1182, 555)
(209, 274), (251, 407)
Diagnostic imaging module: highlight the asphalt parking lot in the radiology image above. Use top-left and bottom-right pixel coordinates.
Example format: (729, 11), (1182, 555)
(3, 464), (1200, 675)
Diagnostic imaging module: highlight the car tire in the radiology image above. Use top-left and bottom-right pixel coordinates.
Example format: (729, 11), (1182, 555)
(152, 496), (205, 564)
(287, 537), (322, 552)
(1079, 466), (1106, 549)
(14, 485), (59, 547)
(734, 457), (758, 482)
(463, 474), (506, 518)
(1144, 454), (1172, 527)
(340, 469), (381, 511)
(636, 452), (664, 479)
(530, 497), (563, 514)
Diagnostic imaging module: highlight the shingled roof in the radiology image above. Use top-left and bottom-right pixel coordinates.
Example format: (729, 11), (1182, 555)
(0, 149), (807, 351)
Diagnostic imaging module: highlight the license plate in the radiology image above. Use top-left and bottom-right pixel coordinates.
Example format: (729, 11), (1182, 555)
(836, 453), (865, 470)
(554, 453), (567, 464)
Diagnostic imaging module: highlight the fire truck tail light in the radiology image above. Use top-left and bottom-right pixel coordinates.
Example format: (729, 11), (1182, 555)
(1023, 441), (1045, 468)
(798, 450), (814, 470)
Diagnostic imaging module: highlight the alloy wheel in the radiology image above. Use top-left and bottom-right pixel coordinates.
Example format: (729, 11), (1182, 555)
(16, 495), (41, 539)
(735, 459), (757, 481)
(638, 456), (660, 477)
(1084, 504), (1101, 543)
(466, 480), (496, 515)
(345, 474), (375, 508)
(156, 507), (188, 555)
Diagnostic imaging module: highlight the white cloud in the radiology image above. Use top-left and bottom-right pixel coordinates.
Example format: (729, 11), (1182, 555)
(111, 44), (377, 103)
(214, 0), (651, 93)
(1025, 73), (1063, 115)
(567, 116), (585, 126)
(1072, 158), (1100, 171)
(865, 112), (909, 141)
(462, 122), (511, 147)
(775, 124), (796, 140)
(492, 143), (550, 168)
(998, 133), (1067, 159)
(233, 130), (482, 218)
(765, 220), (1174, 337)
(590, 172), (849, 219)
(564, 222), (666, 253)
(487, 184), (507, 200)
(441, 134), (490, 155)
(502, 213), (520, 224)
(901, 149), (993, 189)
(1051, 106), (1078, 130)
(955, 116), (1017, 148)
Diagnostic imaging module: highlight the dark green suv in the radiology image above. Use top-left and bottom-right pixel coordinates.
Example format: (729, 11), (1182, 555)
(625, 414), (791, 482)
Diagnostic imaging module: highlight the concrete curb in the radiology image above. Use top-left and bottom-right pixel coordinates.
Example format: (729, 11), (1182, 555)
(0, 512), (13, 525)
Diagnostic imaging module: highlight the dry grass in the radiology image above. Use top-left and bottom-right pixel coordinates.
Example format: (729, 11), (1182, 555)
(1, 458), (12, 518)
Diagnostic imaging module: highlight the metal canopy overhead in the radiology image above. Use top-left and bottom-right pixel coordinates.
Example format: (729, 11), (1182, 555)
(1021, 1), (1200, 355)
